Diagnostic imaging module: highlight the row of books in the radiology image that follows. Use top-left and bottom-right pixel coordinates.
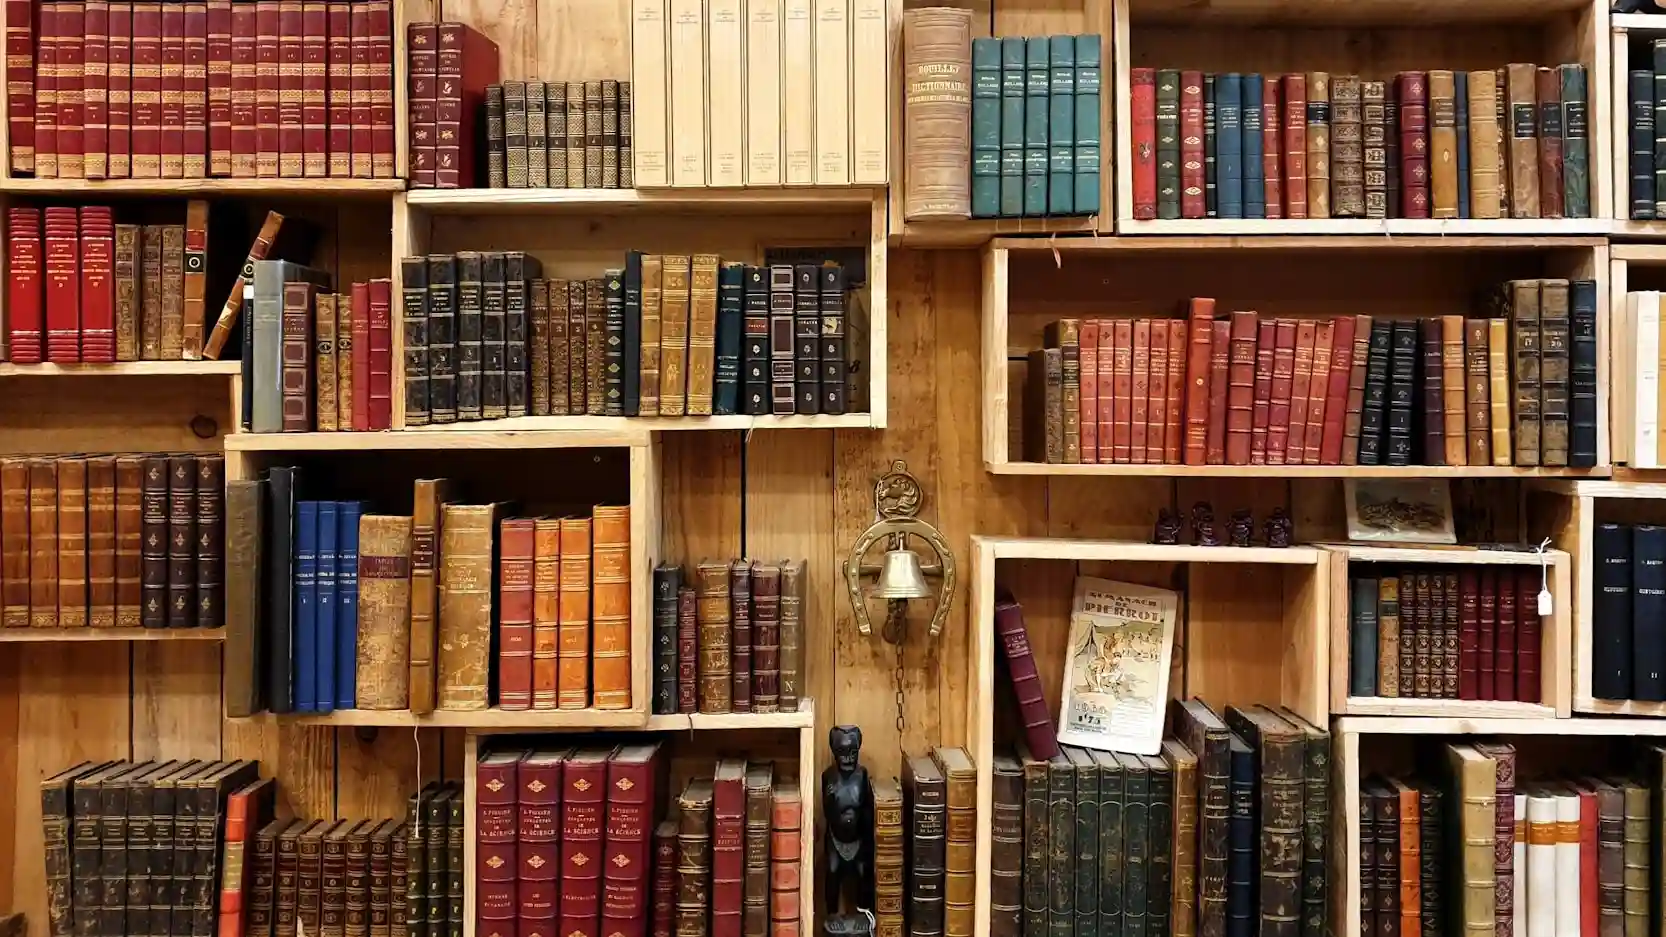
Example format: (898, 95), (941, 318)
(1628, 42), (1666, 218)
(0, 453), (222, 630)
(1024, 282), (1600, 468)
(965, 34), (1102, 220)
(1129, 67), (1591, 221)
(650, 561), (807, 716)
(241, 269), (396, 433)
(11, 0), (398, 180)
(881, 748), (975, 937)
(1347, 565), (1545, 704)
(1591, 522), (1666, 702)
(400, 253), (861, 426)
(223, 472), (632, 716)
(483, 80), (632, 190)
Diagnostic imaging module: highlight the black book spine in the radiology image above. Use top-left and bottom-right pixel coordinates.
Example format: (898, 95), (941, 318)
(1094, 756), (1123, 937)
(1385, 320), (1417, 466)
(1635, 69), (1656, 219)
(1416, 786), (1441, 937)
(1570, 279), (1599, 467)
(153, 775), (180, 937)
(424, 793), (447, 937)
(768, 266), (796, 416)
(604, 269), (626, 417)
(426, 255), (459, 424)
(175, 775), (199, 936)
(1226, 737), (1255, 937)
(1205, 75), (1217, 218)
(742, 267), (769, 416)
(1072, 759), (1099, 937)
(447, 794), (465, 937)
(401, 257), (430, 427)
(652, 565), (679, 714)
(167, 456), (197, 628)
(485, 85), (506, 188)
(1358, 321), (1393, 465)
(1357, 786), (1375, 937)
(504, 252), (536, 418)
(1299, 729), (1328, 937)
(265, 466), (300, 713)
(792, 264), (820, 415)
(1121, 757), (1149, 937)
(481, 252), (508, 419)
(1419, 318), (1444, 465)
(240, 292), (255, 430)
(624, 251), (643, 416)
(1635, 524), (1666, 701)
(455, 253), (484, 421)
(1046, 756), (1073, 937)
(141, 457), (169, 628)
(1022, 759), (1049, 937)
(819, 264), (848, 415)
(125, 773), (156, 937)
(1655, 41), (1666, 217)
(72, 774), (104, 937)
(714, 263), (744, 415)
(1371, 787), (1397, 937)
(98, 771), (131, 937)
(1146, 756), (1173, 937)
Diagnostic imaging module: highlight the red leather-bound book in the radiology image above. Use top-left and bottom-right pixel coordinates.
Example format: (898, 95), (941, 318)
(1398, 71), (1429, 219)
(1302, 319), (1333, 464)
(348, 0), (370, 176)
(1266, 319), (1296, 464)
(79, 206), (116, 362)
(1516, 568), (1541, 703)
(1283, 73), (1307, 218)
(561, 749), (613, 937)
(326, 1), (351, 175)
(1164, 319), (1185, 463)
(367, 277), (393, 430)
(131, 0), (161, 177)
(7, 0), (35, 174)
(1250, 319), (1275, 463)
(1130, 67), (1156, 220)
(676, 586), (696, 713)
(477, 749), (523, 937)
(1458, 568), (1480, 700)
(350, 280), (370, 430)
(1110, 319), (1133, 463)
(1182, 299), (1214, 465)
(1477, 567), (1497, 700)
(1495, 569), (1517, 702)
(497, 518), (536, 710)
(277, 0), (303, 175)
(1095, 319), (1114, 465)
(1129, 319), (1150, 465)
(206, 0), (231, 174)
(435, 22), (499, 188)
(406, 21), (437, 186)
(57, 1), (86, 179)
(1205, 319), (1229, 464)
(604, 744), (665, 937)
(1224, 309), (1257, 465)
(1577, 784), (1596, 937)
(1538, 67), (1563, 219)
(994, 593), (1059, 759)
(228, 0), (254, 174)
(1318, 315), (1355, 464)
(182, 0), (207, 177)
(1262, 76), (1282, 218)
(1179, 70), (1204, 219)
(107, 0), (131, 176)
(159, 0), (183, 176)
(34, 3), (56, 178)
(44, 207), (81, 362)
(1145, 320), (1169, 464)
(7, 209), (43, 363)
(83, 0), (108, 178)
(1284, 320), (1315, 464)
(254, 0), (278, 175)
(519, 749), (568, 937)
(367, 0), (392, 177)
(299, 0), (326, 176)
(1079, 320), (1099, 464)
(712, 759), (745, 937)
(651, 821), (676, 937)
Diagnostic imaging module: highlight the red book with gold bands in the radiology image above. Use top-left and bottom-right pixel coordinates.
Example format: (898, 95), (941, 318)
(1180, 70), (1204, 219)
(604, 744), (665, 937)
(254, 0), (278, 175)
(8, 0), (34, 174)
(228, 0), (255, 174)
(8, 208), (43, 363)
(478, 750), (523, 937)
(497, 518), (536, 710)
(207, 0), (231, 173)
(44, 206), (81, 362)
(183, 0), (207, 177)
(1130, 67), (1156, 220)
(108, 0), (131, 176)
(1319, 315), (1356, 464)
(561, 749), (614, 937)
(326, 1), (351, 175)
(1283, 73), (1307, 218)
(277, 0), (303, 175)
(58, 0), (88, 179)
(520, 749), (569, 937)
(1398, 71), (1430, 219)
(300, 0), (327, 176)
(368, 0), (393, 176)
(367, 277), (394, 430)
(159, 0), (183, 176)
(80, 206), (116, 362)
(349, 0), (370, 175)
(83, 0), (108, 178)
(1250, 319), (1275, 463)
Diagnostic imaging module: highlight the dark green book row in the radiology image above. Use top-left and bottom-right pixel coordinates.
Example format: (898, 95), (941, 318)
(971, 34), (1102, 220)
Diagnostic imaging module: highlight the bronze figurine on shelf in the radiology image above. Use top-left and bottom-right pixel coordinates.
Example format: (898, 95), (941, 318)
(1265, 507), (1294, 548)
(1192, 501), (1219, 546)
(1153, 507), (1182, 545)
(1228, 510), (1254, 547)
(822, 724), (874, 917)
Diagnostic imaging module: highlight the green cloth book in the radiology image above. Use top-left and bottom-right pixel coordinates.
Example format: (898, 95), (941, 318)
(1073, 34), (1101, 215)
(1000, 38), (1026, 218)
(971, 38), (1001, 219)
(1156, 69), (1182, 219)
(1048, 35), (1075, 215)
(1025, 36), (1050, 217)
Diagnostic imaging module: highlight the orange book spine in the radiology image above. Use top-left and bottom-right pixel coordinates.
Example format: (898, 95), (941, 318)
(1094, 319), (1113, 465)
(557, 516), (592, 709)
(591, 505), (631, 710)
(1130, 319), (1150, 465)
(496, 517), (536, 711)
(532, 517), (560, 710)
(1182, 298), (1215, 465)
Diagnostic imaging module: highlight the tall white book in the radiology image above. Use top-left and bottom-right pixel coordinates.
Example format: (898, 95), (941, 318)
(1553, 787), (1581, 937)
(1525, 788), (1557, 937)
(781, 0), (815, 183)
(848, 0), (886, 183)
(744, 0), (782, 184)
(669, 0), (708, 186)
(812, 0), (850, 183)
(630, 0), (672, 186)
(707, 0), (746, 186)
(1633, 291), (1660, 468)
(1613, 291), (1633, 465)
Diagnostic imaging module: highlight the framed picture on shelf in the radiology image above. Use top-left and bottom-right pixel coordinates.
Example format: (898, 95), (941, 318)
(1344, 479), (1457, 544)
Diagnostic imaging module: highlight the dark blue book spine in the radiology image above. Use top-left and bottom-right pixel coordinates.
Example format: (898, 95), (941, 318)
(1653, 40), (1666, 216)
(293, 500), (319, 713)
(971, 37), (1001, 219)
(1635, 525), (1666, 701)
(1204, 75), (1217, 218)
(1357, 321), (1392, 465)
(1455, 70), (1470, 218)
(1594, 523), (1634, 701)
(335, 501), (361, 710)
(1570, 279), (1598, 467)
(240, 294), (254, 430)
(1633, 69), (1656, 219)
(264, 466), (300, 714)
(1561, 65), (1590, 219)
(624, 251), (643, 415)
(1226, 734), (1256, 937)
(1242, 75), (1264, 218)
(714, 263), (745, 414)
(1216, 74), (1242, 219)
(315, 500), (338, 715)
(1349, 577), (1379, 696)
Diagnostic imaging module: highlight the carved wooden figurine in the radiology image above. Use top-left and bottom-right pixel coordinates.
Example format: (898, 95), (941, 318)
(1153, 507), (1182, 545)
(822, 724), (875, 916)
(1191, 501), (1220, 546)
(1228, 509), (1254, 547)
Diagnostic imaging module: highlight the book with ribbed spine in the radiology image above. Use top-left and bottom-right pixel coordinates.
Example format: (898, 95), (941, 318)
(1537, 67), (1563, 218)
(652, 565), (679, 715)
(745, 764), (778, 937)
(989, 756), (1022, 937)
(908, 752), (947, 937)
(1507, 64), (1540, 218)
(1018, 744), (1049, 937)
(1330, 74), (1362, 217)
(1561, 65), (1589, 218)
(604, 268), (626, 416)
(1570, 280), (1598, 466)
(1224, 706), (1302, 937)
(1155, 70), (1179, 219)
(696, 560), (732, 713)
(1540, 278), (1571, 466)
(1502, 280), (1541, 465)
(752, 561), (781, 713)
(1446, 745), (1499, 937)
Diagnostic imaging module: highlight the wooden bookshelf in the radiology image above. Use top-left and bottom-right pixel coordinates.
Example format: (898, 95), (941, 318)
(223, 428), (651, 451)
(406, 187), (882, 215)
(0, 361), (242, 377)
(0, 177), (407, 196)
(0, 628), (225, 642)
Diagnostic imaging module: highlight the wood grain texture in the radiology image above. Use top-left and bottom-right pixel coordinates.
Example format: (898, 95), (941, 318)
(132, 641), (224, 760)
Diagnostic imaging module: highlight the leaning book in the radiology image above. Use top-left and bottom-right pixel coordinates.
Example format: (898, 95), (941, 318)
(1056, 576), (1179, 756)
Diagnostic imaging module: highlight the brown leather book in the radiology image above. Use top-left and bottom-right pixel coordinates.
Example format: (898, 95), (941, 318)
(1439, 316), (1468, 467)
(676, 778), (715, 937)
(1110, 320), (1132, 463)
(1468, 70), (1502, 219)
(224, 479), (265, 716)
(159, 225), (185, 358)
(407, 477), (452, 715)
(532, 517), (560, 710)
(935, 747), (976, 937)
(1165, 320), (1186, 463)
(696, 559), (733, 713)
(660, 257), (691, 417)
(115, 224), (141, 360)
(988, 754), (1021, 937)
(1330, 75), (1364, 217)
(1046, 319), (1083, 464)
(1428, 70), (1458, 219)
(436, 503), (501, 710)
(687, 254), (720, 417)
(356, 514), (412, 710)
(1223, 706), (1305, 937)
(140, 225), (164, 359)
(195, 454), (223, 629)
(1487, 318), (1512, 464)
(557, 515), (592, 709)
(1130, 319), (1150, 465)
(165, 454), (195, 627)
(1, 459), (30, 627)
(728, 559), (753, 712)
(744, 764), (778, 937)
(1206, 319), (1230, 464)
(637, 258), (662, 416)
(1306, 72), (1331, 218)
(1319, 316), (1355, 465)
(1267, 319), (1297, 465)
(57, 456), (87, 627)
(1536, 67), (1563, 219)
(529, 276), (550, 415)
(114, 455), (143, 626)
(1183, 299), (1215, 465)
(1225, 310), (1256, 466)
(1504, 279), (1541, 466)
(497, 517), (535, 711)
(322, 819), (355, 937)
(1165, 738), (1199, 937)
(138, 455), (167, 628)
(874, 774), (904, 937)
(1304, 320), (1333, 464)
(1023, 348), (1060, 464)
(1145, 320), (1169, 464)
(1285, 320), (1316, 465)
(1506, 64), (1540, 219)
(334, 290), (354, 429)
(713, 758), (746, 937)
(779, 559), (804, 712)
(1467, 740), (1516, 937)
(85, 456), (117, 627)
(548, 278), (573, 416)
(1540, 278), (1571, 467)
(1462, 319), (1493, 466)
(901, 7), (972, 220)
(592, 505), (630, 711)
(280, 280), (317, 431)
(314, 291), (338, 431)
(751, 560), (781, 714)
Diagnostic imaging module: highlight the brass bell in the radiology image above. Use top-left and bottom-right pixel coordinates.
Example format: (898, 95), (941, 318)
(843, 459), (956, 641)
(874, 544), (932, 600)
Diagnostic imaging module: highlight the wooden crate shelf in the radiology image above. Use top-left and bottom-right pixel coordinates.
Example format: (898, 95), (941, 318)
(988, 462), (1610, 478)
(404, 413), (879, 433)
(1119, 218), (1614, 237)
(1321, 543), (1573, 719)
(246, 707), (649, 728)
(1133, 0), (1595, 27)
(222, 429), (651, 451)
(406, 187), (882, 215)
(0, 177), (406, 196)
(0, 627), (224, 642)
(0, 362), (242, 377)
(1614, 16), (1666, 232)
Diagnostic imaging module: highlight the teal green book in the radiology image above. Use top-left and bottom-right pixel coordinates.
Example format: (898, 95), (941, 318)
(1155, 69), (1181, 219)
(971, 38), (1001, 219)
(1000, 37), (1026, 218)
(1024, 36), (1049, 217)
(1073, 34), (1100, 215)
(1048, 35), (1075, 216)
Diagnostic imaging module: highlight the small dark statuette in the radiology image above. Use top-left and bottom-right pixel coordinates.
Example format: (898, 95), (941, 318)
(822, 724), (875, 917)
(1265, 507), (1294, 548)
(1228, 510), (1254, 548)
(1191, 501), (1220, 547)
(1153, 508), (1182, 545)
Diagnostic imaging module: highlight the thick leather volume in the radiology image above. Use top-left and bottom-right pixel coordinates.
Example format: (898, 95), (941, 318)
(43, 207), (81, 363)
(1561, 65), (1590, 218)
(402, 257), (430, 427)
(751, 561), (781, 713)
(1397, 72), (1429, 218)
(435, 503), (500, 710)
(696, 559), (733, 713)
(1121, 752), (1150, 937)
(455, 252), (485, 420)
(315, 293), (339, 430)
(1350, 576), (1379, 694)
(1426, 70), (1458, 218)
(675, 777), (714, 937)
(223, 479), (265, 715)
(744, 764), (777, 937)
(1180, 71), (1204, 218)
(351, 514), (410, 709)
(1275, 708), (1329, 937)
(1, 460), (31, 628)
(1503, 280), (1541, 466)
(365, 278), (393, 429)
(1303, 72), (1329, 218)
(1589, 780), (1623, 937)
(591, 505), (630, 710)
(994, 593), (1060, 758)
(530, 275), (551, 415)
(640, 257), (670, 416)
(192, 454), (223, 630)
(431, 23), (497, 187)
(1460, 319), (1494, 466)
(1171, 699), (1229, 937)
(518, 750), (567, 936)
(56, 457), (87, 627)
(766, 264), (795, 416)
(80, 207), (116, 362)
(711, 759), (745, 937)
(82, 456), (117, 628)
(1284, 321), (1314, 465)
(1537, 67), (1563, 218)
(1302, 320), (1332, 464)
(1259, 76), (1282, 217)
(1570, 280), (1598, 466)
(1267, 319), (1296, 465)
(727, 560), (753, 712)
(602, 744), (665, 937)
(426, 254), (457, 424)
(1540, 279), (1571, 466)
(653, 820), (677, 937)
(280, 281), (317, 431)
(769, 782), (801, 937)
(1506, 64), (1540, 218)
(907, 753), (947, 937)
(777, 557), (803, 715)
(476, 751), (521, 937)
(1338, 315), (1370, 465)
(1163, 320), (1186, 463)
(652, 566), (680, 714)
(480, 253), (508, 417)
(1224, 310), (1256, 465)
(557, 516), (592, 709)
(676, 585), (696, 714)
(533, 519), (561, 710)
(1018, 746), (1048, 937)
(1436, 316), (1467, 466)
(1143, 320), (1165, 463)
(1468, 741), (1517, 937)
(1047, 319), (1082, 463)
(1107, 320), (1130, 462)
(555, 751), (609, 937)
(1182, 299), (1215, 465)
(1153, 69), (1178, 219)
(1224, 706), (1303, 937)
(1164, 740), (1198, 937)
(505, 252), (537, 417)
(988, 757), (1021, 937)
(936, 748), (976, 937)
(1318, 316), (1355, 464)
(1418, 319), (1445, 463)
(688, 256), (722, 416)
(1281, 74), (1306, 218)
(900, 8), (971, 220)
(1514, 569), (1541, 703)
(139, 455), (170, 629)
(1147, 751), (1175, 937)
(662, 257), (693, 416)
(1496, 570), (1519, 700)
(1592, 524), (1634, 700)
(405, 478), (451, 715)
(1131, 68), (1156, 219)
(1386, 321), (1417, 466)
(7, 208), (43, 364)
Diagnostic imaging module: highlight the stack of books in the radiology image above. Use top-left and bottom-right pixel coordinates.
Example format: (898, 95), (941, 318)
(241, 269), (394, 433)
(650, 559), (807, 716)
(969, 34), (1102, 219)
(482, 79), (631, 190)
(1591, 522), (1666, 702)
(1128, 67), (1590, 221)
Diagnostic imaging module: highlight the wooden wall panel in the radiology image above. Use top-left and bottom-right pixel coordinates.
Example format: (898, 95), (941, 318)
(132, 642), (225, 761)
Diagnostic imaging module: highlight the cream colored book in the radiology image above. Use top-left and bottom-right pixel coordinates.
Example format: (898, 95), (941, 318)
(1553, 787), (1580, 937)
(849, 0), (887, 183)
(812, 0), (850, 183)
(669, 0), (708, 186)
(1525, 787), (1556, 937)
(631, 0), (672, 186)
(1055, 576), (1178, 756)
(1447, 744), (1498, 937)
(1612, 292), (1632, 465)
(782, 0), (815, 183)
(707, 0), (746, 186)
(745, 0), (782, 184)
(1635, 291), (1660, 468)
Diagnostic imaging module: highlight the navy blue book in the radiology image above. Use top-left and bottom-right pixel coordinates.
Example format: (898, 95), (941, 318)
(623, 251), (643, 415)
(1455, 70), (1470, 218)
(293, 500), (319, 712)
(264, 466), (302, 714)
(240, 293), (254, 430)
(1570, 279), (1599, 467)
(1635, 525), (1666, 701)
(714, 262), (745, 415)
(1216, 74), (1243, 218)
(1204, 75), (1217, 218)
(315, 500), (338, 714)
(1226, 732), (1256, 937)
(1633, 69), (1655, 218)
(1243, 75), (1264, 218)
(336, 500), (362, 710)
(1349, 577), (1379, 696)
(1594, 523), (1634, 701)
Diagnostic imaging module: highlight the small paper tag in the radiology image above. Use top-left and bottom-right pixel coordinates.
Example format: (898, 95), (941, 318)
(1538, 588), (1553, 616)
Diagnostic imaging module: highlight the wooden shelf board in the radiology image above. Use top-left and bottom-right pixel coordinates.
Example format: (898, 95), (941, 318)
(1336, 716), (1666, 735)
(0, 627), (224, 642)
(892, 215), (1100, 248)
(1341, 697), (1559, 719)
(0, 361), (242, 376)
(1327, 543), (1569, 565)
(643, 699), (816, 731)
(1117, 218), (1611, 237)
(1532, 479), (1666, 499)
(405, 187), (879, 215)
(0, 177), (406, 196)
(1133, 0), (1590, 26)
(986, 461), (1610, 479)
(1613, 242), (1666, 261)
(1614, 13), (1666, 31)
(407, 413), (877, 433)
(1575, 698), (1666, 717)
(246, 707), (649, 728)
(224, 429), (650, 451)
(973, 535), (1324, 565)
(993, 234), (1608, 253)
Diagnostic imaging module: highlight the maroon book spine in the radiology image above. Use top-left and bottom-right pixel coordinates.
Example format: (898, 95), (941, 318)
(1130, 67), (1155, 220)
(1495, 568), (1517, 702)
(7, 209), (43, 363)
(79, 206), (115, 362)
(1302, 320), (1332, 465)
(1262, 76), (1282, 218)
(1537, 67), (1563, 219)
(1477, 567), (1497, 700)
(254, 0), (278, 175)
(712, 766), (744, 937)
(206, 0), (230, 173)
(300, 0), (326, 175)
(57, 0), (85, 178)
(35, 2), (56, 177)
(228, 0), (254, 174)
(651, 824), (675, 937)
(348, 0), (369, 175)
(1180, 70), (1204, 218)
(729, 564), (753, 712)
(406, 21), (436, 186)
(131, 0), (160, 177)
(519, 753), (566, 937)
(1143, 320), (1166, 464)
(1224, 310), (1257, 465)
(1458, 568), (1480, 700)
(1182, 298), (1214, 466)
(1516, 568), (1541, 703)
(44, 207), (81, 362)
(1398, 71), (1429, 219)
(1206, 319), (1230, 464)
(1129, 318), (1149, 466)
(1265, 320), (1296, 464)
(7, 0), (34, 174)
(1319, 315), (1355, 464)
(993, 595), (1060, 759)
(158, 0), (182, 176)
(435, 22), (499, 188)
(1283, 320), (1315, 465)
(367, 0), (391, 176)
(277, 0), (302, 175)
(477, 753), (521, 937)
(497, 518), (536, 710)
(182, 0), (206, 176)
(1165, 318), (1185, 462)
(350, 280), (369, 430)
(83, 0), (107, 177)
(326, 1), (350, 175)
(561, 754), (609, 937)
(676, 586), (696, 713)
(603, 747), (663, 937)
(1250, 320), (1275, 464)
(107, 1), (130, 176)
(1283, 73), (1306, 218)
(368, 277), (393, 430)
